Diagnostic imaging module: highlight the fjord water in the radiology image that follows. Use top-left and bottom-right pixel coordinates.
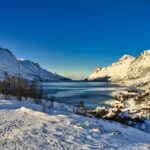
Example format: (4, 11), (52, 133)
(42, 82), (127, 109)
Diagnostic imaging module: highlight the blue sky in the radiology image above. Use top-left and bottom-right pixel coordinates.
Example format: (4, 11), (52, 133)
(0, 0), (150, 79)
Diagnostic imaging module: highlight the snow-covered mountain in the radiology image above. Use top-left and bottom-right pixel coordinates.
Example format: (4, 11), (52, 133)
(88, 50), (150, 89)
(0, 48), (70, 81)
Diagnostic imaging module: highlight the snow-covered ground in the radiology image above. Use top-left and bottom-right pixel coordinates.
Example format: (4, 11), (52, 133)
(104, 90), (150, 119)
(0, 100), (150, 150)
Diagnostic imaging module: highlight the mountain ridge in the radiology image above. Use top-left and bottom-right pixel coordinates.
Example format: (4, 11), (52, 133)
(0, 48), (70, 81)
(88, 49), (150, 89)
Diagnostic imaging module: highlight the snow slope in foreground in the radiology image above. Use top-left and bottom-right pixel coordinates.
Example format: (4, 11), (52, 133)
(0, 100), (150, 150)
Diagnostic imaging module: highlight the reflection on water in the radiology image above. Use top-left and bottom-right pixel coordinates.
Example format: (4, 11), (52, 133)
(42, 82), (128, 109)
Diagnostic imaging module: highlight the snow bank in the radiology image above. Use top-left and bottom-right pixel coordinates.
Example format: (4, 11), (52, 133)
(0, 100), (150, 149)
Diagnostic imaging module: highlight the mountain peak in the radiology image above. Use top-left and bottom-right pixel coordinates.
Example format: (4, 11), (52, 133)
(119, 54), (134, 61)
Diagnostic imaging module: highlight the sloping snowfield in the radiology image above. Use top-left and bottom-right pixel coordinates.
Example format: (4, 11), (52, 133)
(0, 100), (150, 150)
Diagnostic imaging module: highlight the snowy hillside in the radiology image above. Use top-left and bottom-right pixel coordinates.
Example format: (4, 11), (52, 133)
(88, 50), (150, 89)
(0, 48), (70, 81)
(0, 100), (150, 150)
(88, 54), (134, 81)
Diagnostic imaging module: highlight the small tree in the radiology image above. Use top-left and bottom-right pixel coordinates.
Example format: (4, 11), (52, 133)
(1, 76), (12, 99)
(50, 96), (55, 108)
(30, 80), (42, 104)
(15, 77), (25, 101)
(75, 101), (87, 116)
(79, 101), (85, 108)
(35, 85), (43, 104)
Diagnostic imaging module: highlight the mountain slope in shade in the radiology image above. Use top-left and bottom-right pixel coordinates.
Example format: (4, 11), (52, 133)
(88, 50), (150, 89)
(0, 48), (70, 81)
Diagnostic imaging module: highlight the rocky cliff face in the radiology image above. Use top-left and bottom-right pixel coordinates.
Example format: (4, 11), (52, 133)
(88, 50), (150, 89)
(0, 48), (70, 81)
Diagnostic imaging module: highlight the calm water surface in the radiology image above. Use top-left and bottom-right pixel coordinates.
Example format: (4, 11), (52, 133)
(42, 82), (128, 109)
